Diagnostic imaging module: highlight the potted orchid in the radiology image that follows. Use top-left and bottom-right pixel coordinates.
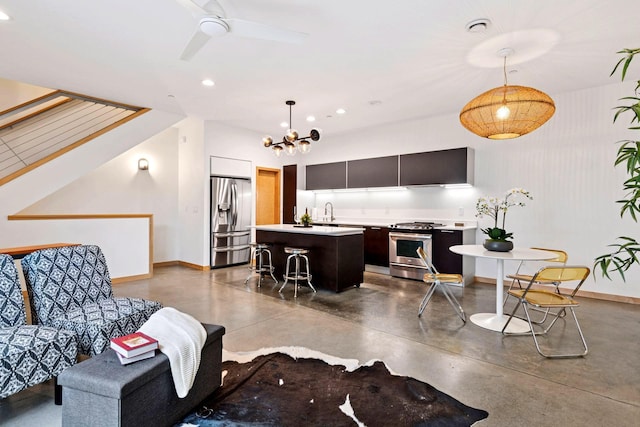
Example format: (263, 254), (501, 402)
(476, 188), (532, 252)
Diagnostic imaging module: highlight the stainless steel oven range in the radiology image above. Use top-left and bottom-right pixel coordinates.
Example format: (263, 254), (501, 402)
(388, 222), (443, 281)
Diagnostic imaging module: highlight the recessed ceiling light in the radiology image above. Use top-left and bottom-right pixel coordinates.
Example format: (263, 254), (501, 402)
(280, 122), (289, 128)
(336, 108), (346, 115)
(306, 115), (316, 122)
(201, 79), (215, 87)
(0, 10), (10, 21)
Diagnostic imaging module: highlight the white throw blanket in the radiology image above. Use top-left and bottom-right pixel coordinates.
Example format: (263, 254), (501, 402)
(138, 307), (207, 398)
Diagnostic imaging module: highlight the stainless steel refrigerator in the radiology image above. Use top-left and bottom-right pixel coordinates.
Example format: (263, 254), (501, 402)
(210, 176), (252, 268)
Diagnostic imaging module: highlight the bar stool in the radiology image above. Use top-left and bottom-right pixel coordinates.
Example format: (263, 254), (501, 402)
(279, 247), (316, 298)
(244, 243), (278, 287)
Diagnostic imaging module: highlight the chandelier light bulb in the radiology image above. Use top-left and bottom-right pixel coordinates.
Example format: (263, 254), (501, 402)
(262, 136), (273, 147)
(496, 105), (510, 120)
(273, 145), (283, 157)
(285, 129), (298, 143)
(285, 142), (297, 156)
(298, 139), (311, 154)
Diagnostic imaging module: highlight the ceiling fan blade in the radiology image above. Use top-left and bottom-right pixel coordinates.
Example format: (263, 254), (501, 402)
(175, 0), (208, 16)
(200, 0), (226, 16)
(225, 18), (308, 44)
(180, 27), (212, 61)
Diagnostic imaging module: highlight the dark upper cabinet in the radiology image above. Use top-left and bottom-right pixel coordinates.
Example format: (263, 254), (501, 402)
(399, 147), (474, 186)
(347, 156), (398, 188)
(306, 147), (473, 190)
(306, 162), (347, 190)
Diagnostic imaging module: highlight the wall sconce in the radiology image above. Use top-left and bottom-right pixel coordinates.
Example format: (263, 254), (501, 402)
(138, 158), (149, 171)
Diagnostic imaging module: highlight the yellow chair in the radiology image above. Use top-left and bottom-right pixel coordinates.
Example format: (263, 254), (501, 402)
(505, 248), (568, 323)
(416, 247), (465, 323)
(502, 266), (590, 358)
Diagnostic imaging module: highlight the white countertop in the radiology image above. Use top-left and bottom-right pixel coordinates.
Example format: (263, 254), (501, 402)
(253, 224), (364, 236)
(312, 220), (476, 231)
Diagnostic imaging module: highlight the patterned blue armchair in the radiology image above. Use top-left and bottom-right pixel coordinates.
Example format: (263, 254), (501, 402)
(21, 245), (162, 356)
(0, 253), (78, 400)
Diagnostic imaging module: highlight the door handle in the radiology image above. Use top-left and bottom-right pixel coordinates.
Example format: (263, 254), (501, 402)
(213, 245), (251, 252)
(231, 181), (238, 228)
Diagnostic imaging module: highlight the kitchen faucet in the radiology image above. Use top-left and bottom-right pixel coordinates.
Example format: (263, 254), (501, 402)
(324, 202), (335, 222)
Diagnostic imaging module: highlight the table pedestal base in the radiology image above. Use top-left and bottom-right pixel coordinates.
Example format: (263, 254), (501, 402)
(470, 313), (530, 333)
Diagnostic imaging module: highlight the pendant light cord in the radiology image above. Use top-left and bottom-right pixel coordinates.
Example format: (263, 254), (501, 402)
(503, 56), (508, 86)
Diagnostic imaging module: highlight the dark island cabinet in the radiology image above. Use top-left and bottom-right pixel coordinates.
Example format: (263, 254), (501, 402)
(399, 147), (474, 186)
(347, 156), (398, 188)
(363, 226), (389, 266)
(306, 162), (347, 190)
(431, 229), (463, 274)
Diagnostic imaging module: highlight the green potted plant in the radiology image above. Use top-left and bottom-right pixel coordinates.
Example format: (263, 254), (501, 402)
(595, 48), (640, 279)
(300, 212), (312, 227)
(476, 188), (532, 252)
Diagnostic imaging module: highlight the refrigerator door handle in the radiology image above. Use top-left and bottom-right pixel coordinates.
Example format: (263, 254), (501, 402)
(212, 245), (251, 252)
(214, 231), (250, 238)
(231, 180), (238, 228)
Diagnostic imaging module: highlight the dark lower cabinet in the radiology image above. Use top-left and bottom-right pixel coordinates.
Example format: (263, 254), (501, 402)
(364, 226), (389, 266)
(256, 230), (364, 292)
(432, 229), (463, 274)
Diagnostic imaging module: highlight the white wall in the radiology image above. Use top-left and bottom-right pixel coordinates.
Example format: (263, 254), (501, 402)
(0, 78), (51, 111)
(20, 127), (181, 263)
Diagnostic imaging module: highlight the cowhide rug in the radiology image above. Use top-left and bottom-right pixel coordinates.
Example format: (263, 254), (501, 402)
(176, 347), (488, 427)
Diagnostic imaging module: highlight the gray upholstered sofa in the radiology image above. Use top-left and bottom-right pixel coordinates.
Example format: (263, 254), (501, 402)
(58, 323), (225, 427)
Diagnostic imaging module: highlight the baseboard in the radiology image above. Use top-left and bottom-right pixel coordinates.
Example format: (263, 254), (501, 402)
(473, 276), (640, 305)
(112, 272), (152, 284)
(153, 260), (210, 271)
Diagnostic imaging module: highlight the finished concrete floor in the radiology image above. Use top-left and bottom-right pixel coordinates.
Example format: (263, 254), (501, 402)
(2, 265), (639, 426)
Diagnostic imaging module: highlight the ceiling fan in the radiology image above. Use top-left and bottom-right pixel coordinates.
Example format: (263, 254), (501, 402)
(176, 0), (309, 60)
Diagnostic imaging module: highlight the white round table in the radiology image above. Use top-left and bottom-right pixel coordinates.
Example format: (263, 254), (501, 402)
(449, 244), (557, 333)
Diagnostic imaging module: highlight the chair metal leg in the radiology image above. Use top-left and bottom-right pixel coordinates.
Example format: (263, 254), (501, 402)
(440, 284), (466, 323)
(301, 254), (315, 292)
(279, 255), (292, 293)
(294, 255), (300, 298)
(509, 303), (588, 358)
(244, 247), (256, 285)
(502, 299), (526, 335)
(418, 283), (437, 317)
(265, 250), (278, 283)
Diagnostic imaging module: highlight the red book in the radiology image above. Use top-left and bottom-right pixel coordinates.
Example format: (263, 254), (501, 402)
(110, 332), (158, 358)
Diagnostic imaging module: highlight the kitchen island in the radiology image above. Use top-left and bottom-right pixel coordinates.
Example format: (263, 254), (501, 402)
(254, 224), (364, 292)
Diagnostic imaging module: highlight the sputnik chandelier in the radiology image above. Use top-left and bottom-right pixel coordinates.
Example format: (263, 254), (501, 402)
(262, 100), (321, 156)
(459, 48), (555, 139)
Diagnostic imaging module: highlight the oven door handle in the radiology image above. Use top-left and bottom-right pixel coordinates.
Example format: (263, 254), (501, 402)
(389, 232), (433, 240)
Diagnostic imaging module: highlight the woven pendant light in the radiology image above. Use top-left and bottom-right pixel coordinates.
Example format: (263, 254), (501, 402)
(459, 51), (555, 139)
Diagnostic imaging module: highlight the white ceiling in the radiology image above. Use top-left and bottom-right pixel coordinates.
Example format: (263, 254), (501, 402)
(1, 0), (638, 139)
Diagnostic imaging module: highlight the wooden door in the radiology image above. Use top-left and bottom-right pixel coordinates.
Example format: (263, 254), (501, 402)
(256, 167), (281, 225)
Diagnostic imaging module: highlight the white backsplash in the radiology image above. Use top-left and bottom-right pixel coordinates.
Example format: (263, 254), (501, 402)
(296, 186), (480, 226)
